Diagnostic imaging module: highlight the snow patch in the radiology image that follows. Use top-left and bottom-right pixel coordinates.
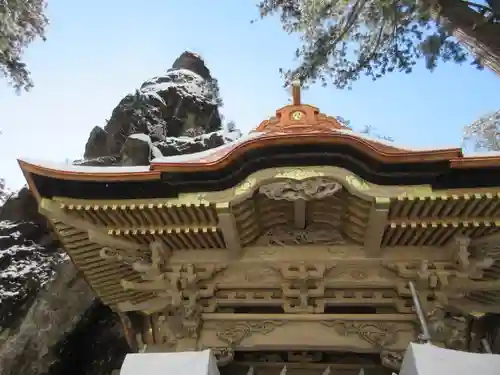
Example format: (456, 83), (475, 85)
(335, 128), (459, 152)
(19, 158), (152, 174)
(141, 69), (217, 105)
(0, 221), (68, 304)
(10, 231), (21, 239)
(129, 133), (165, 159)
(163, 129), (241, 145)
(184, 50), (203, 60)
(152, 131), (263, 163)
(7, 188), (23, 200)
(0, 221), (18, 230)
(129, 133), (152, 142)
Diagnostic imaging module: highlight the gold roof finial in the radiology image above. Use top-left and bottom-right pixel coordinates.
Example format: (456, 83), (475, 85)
(291, 78), (301, 105)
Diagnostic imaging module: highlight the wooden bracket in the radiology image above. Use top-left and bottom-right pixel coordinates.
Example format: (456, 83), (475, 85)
(216, 202), (242, 258)
(364, 197), (390, 256)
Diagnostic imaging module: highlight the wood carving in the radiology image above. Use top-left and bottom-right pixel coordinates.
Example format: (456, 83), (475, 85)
(117, 240), (226, 345)
(379, 350), (404, 371)
(273, 264), (329, 313)
(216, 321), (285, 346)
(427, 303), (468, 350)
(211, 348), (235, 366)
(99, 246), (147, 266)
(256, 223), (345, 246)
(320, 321), (400, 349)
(259, 178), (342, 201)
(326, 266), (368, 280)
(118, 240), (178, 312)
(131, 240), (172, 277)
(453, 236), (494, 278)
(154, 314), (179, 347)
(381, 256), (490, 295)
(345, 175), (371, 191)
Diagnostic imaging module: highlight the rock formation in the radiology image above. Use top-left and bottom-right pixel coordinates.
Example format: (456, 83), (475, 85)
(80, 51), (238, 167)
(0, 51), (239, 375)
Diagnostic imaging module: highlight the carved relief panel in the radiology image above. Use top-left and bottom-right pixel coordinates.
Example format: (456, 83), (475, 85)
(258, 178), (342, 201)
(256, 223), (346, 247)
(200, 318), (416, 355)
(381, 235), (495, 306)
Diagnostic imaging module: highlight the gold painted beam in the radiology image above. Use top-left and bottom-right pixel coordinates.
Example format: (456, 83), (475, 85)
(364, 197), (390, 256)
(40, 198), (148, 252)
(53, 194), (210, 209)
(108, 226), (218, 235)
(216, 202), (242, 257)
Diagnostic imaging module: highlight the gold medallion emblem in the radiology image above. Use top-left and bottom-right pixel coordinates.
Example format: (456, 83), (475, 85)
(291, 111), (304, 121)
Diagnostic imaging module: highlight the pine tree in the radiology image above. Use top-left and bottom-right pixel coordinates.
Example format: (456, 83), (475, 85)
(0, 0), (48, 92)
(255, 0), (500, 88)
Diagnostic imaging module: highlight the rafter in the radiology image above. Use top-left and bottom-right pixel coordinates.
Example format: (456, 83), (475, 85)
(39, 198), (148, 252)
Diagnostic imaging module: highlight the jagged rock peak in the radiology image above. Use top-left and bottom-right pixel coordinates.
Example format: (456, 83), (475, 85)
(82, 51), (224, 161)
(170, 50), (211, 80)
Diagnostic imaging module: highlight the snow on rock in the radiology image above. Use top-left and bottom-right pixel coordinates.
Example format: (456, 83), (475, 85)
(83, 51), (223, 159)
(129, 133), (163, 159)
(0, 220), (67, 328)
(141, 69), (218, 105)
(152, 130), (261, 163)
(152, 128), (244, 160)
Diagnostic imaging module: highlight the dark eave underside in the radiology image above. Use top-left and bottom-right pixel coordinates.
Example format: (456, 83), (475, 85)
(30, 143), (500, 200)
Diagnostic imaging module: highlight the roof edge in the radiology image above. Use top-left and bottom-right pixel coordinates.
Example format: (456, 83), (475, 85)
(150, 133), (463, 172)
(18, 159), (161, 182)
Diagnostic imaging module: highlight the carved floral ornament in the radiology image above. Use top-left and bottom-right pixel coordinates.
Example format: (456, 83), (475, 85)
(319, 321), (402, 350)
(259, 178), (342, 201)
(216, 320), (285, 346)
(231, 167), (374, 201)
(256, 223), (346, 246)
(214, 320), (403, 348)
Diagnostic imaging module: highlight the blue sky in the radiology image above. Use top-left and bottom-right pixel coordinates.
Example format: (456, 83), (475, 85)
(1, 0), (499, 190)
